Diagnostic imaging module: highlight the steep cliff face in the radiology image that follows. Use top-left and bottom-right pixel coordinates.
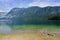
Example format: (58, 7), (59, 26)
(1, 6), (60, 25)
(7, 6), (59, 18)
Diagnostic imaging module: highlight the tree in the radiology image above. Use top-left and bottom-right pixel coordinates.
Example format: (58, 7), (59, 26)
(49, 15), (60, 25)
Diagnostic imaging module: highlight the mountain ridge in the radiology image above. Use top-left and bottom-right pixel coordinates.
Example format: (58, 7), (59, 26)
(0, 6), (60, 25)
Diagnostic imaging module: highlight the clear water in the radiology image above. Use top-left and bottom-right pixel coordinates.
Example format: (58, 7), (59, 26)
(0, 20), (59, 34)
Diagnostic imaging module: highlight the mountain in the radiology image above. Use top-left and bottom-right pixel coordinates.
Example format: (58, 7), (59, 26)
(5, 6), (60, 25)
(0, 12), (7, 18)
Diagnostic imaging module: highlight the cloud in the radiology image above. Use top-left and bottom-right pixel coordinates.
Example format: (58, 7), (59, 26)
(0, 10), (5, 12)
(0, 0), (60, 12)
(0, 0), (35, 10)
(0, 0), (25, 12)
(28, 0), (60, 7)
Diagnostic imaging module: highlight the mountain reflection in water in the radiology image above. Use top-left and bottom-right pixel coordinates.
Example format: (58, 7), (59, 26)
(0, 20), (12, 34)
(0, 19), (59, 34)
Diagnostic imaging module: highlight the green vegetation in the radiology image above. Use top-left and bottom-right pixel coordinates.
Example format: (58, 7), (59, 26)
(49, 14), (60, 25)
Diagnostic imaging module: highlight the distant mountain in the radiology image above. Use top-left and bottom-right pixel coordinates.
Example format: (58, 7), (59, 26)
(4, 6), (60, 24)
(0, 12), (7, 18)
(0, 12), (7, 17)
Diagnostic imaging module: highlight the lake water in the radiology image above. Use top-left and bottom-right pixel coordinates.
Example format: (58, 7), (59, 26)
(0, 20), (59, 34)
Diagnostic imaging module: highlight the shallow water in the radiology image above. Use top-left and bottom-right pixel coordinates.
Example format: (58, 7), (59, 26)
(0, 24), (59, 34)
(0, 25), (13, 34)
(0, 20), (60, 34)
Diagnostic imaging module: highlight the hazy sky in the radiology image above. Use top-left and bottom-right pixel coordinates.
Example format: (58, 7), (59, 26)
(0, 0), (60, 12)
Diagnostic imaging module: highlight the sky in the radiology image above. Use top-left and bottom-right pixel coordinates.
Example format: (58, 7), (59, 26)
(0, 0), (60, 12)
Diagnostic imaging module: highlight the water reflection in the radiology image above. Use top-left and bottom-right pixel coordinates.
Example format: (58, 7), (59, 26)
(0, 25), (12, 34)
(0, 20), (13, 34)
(0, 19), (59, 34)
